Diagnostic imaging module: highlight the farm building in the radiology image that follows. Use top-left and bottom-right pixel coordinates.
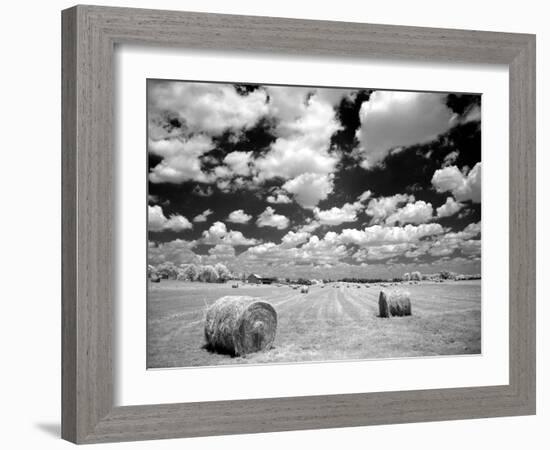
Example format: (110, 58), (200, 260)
(247, 274), (262, 284)
(247, 274), (277, 285)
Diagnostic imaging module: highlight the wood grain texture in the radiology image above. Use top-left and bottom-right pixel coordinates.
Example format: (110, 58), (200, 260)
(61, 4), (536, 444)
(61, 7), (77, 443)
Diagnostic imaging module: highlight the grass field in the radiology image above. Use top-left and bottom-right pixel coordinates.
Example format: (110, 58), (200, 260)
(147, 280), (481, 368)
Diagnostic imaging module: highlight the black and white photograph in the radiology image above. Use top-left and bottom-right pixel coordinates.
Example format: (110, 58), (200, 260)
(146, 79), (482, 368)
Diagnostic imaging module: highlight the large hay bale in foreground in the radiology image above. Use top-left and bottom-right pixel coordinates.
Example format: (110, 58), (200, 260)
(204, 296), (277, 356)
(378, 290), (412, 318)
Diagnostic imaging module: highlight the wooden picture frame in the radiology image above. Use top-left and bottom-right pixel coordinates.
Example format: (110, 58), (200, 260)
(62, 5), (536, 444)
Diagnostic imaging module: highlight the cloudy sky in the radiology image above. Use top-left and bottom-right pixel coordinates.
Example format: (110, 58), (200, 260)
(147, 80), (481, 279)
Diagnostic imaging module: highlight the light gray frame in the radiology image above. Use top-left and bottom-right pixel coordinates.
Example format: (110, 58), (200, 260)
(62, 5), (536, 444)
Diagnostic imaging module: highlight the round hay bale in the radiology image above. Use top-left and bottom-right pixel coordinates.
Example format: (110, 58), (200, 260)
(204, 296), (277, 356)
(150, 274), (160, 283)
(300, 286), (309, 294)
(232, 283), (239, 288)
(378, 290), (412, 318)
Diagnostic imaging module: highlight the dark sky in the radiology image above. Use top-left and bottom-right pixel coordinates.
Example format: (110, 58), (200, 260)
(147, 80), (481, 279)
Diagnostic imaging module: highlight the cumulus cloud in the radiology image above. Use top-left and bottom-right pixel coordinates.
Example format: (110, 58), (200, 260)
(462, 104), (481, 123)
(426, 222), (481, 258)
(282, 173), (334, 209)
(460, 239), (481, 256)
(256, 207), (290, 230)
(222, 151), (252, 177)
(357, 190), (372, 202)
(148, 205), (192, 232)
(254, 132), (338, 182)
(240, 222), (445, 268)
(299, 235), (350, 263)
(339, 223), (445, 246)
(442, 150), (460, 167)
(267, 192), (292, 204)
(227, 209), (252, 224)
(253, 88), (342, 208)
(148, 82), (271, 186)
(365, 193), (415, 224)
(148, 239), (198, 265)
(431, 162), (481, 202)
(147, 82), (482, 277)
(385, 200), (433, 225)
(280, 230), (311, 248)
(193, 209), (213, 222)
(436, 197), (464, 218)
(207, 244), (236, 259)
(296, 218), (321, 234)
(353, 243), (413, 262)
(241, 233), (349, 267)
(201, 221), (259, 246)
(393, 221), (479, 259)
(148, 81), (269, 138)
(355, 92), (454, 167)
(148, 135), (214, 184)
(314, 201), (362, 226)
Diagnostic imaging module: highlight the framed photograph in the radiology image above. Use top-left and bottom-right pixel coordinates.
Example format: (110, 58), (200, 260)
(62, 5), (536, 444)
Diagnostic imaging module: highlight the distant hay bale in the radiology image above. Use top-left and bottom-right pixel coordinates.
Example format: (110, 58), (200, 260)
(150, 274), (160, 283)
(300, 286), (309, 294)
(204, 296), (277, 356)
(232, 283), (239, 288)
(378, 290), (412, 318)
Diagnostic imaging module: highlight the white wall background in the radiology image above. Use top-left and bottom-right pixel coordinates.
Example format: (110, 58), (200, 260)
(0, 0), (546, 448)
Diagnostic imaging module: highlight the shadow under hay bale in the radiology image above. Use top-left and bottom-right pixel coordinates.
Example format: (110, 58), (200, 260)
(204, 296), (277, 356)
(378, 290), (412, 318)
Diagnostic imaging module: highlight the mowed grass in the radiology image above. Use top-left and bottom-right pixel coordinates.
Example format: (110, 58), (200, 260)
(147, 280), (481, 368)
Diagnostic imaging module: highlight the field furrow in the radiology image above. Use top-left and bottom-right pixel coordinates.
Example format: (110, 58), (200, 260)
(147, 280), (482, 368)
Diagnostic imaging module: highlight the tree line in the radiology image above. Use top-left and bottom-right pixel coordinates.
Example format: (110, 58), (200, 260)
(148, 262), (234, 283)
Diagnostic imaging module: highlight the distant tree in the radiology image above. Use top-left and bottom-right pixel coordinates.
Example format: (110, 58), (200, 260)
(198, 265), (219, 283)
(439, 270), (454, 280)
(176, 263), (199, 281)
(214, 263), (231, 282)
(187, 264), (200, 281)
(410, 271), (422, 281)
(156, 261), (178, 279)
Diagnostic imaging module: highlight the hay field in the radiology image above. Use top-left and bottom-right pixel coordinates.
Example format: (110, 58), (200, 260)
(147, 280), (481, 368)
